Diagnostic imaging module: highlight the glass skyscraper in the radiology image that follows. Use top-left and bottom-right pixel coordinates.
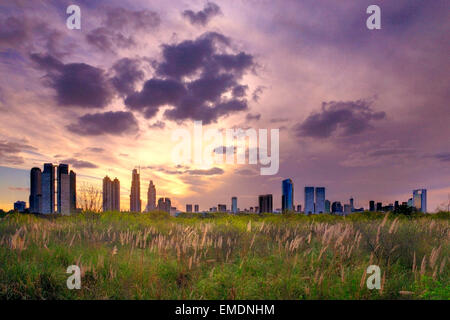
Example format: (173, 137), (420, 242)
(282, 179), (294, 212)
(412, 189), (427, 213)
(41, 163), (55, 214)
(304, 186), (314, 214)
(315, 187), (325, 213)
(231, 196), (238, 214)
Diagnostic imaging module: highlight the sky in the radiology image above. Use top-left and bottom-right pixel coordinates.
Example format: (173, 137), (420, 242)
(0, 0), (449, 212)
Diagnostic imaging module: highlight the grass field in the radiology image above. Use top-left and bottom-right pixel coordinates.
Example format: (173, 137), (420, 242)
(0, 211), (448, 299)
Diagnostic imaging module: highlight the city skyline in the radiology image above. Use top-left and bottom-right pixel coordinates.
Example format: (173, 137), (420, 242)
(0, 1), (449, 212)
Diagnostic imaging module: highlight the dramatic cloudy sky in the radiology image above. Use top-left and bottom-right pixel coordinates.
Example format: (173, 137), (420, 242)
(0, 0), (449, 211)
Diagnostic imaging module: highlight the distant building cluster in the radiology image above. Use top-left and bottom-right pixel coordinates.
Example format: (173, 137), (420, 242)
(12, 167), (428, 216)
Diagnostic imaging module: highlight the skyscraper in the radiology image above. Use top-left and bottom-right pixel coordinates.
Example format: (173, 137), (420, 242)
(324, 200), (330, 213)
(130, 169), (141, 213)
(413, 189), (427, 213)
(29, 167), (42, 213)
(282, 179), (294, 212)
(369, 201), (375, 212)
(231, 196), (238, 214)
(376, 202), (382, 212)
(57, 164), (70, 215)
(103, 176), (120, 212)
(146, 180), (156, 212)
(349, 197), (354, 212)
(186, 204), (193, 212)
(41, 163), (55, 214)
(112, 178), (120, 211)
(194, 204), (199, 212)
(315, 187), (325, 213)
(304, 187), (314, 214)
(70, 170), (76, 213)
(259, 194), (273, 213)
(218, 204), (227, 212)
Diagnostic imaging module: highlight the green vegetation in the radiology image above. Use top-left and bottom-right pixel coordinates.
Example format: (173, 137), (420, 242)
(0, 211), (448, 299)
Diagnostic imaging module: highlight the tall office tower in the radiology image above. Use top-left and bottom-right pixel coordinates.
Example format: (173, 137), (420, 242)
(412, 189), (427, 213)
(231, 197), (238, 214)
(41, 163), (55, 214)
(194, 204), (199, 212)
(304, 187), (314, 214)
(218, 204), (227, 212)
(376, 202), (382, 212)
(186, 204), (193, 212)
(69, 170), (76, 213)
(57, 164), (70, 215)
(369, 200), (375, 212)
(259, 194), (273, 213)
(315, 187), (325, 213)
(112, 178), (120, 211)
(103, 176), (113, 212)
(394, 201), (399, 210)
(29, 167), (42, 213)
(324, 200), (330, 213)
(157, 197), (171, 213)
(146, 180), (156, 212)
(349, 197), (354, 211)
(130, 169), (141, 212)
(282, 179), (294, 212)
(331, 201), (343, 214)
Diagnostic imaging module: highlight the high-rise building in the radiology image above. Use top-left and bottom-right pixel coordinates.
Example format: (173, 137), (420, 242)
(331, 201), (343, 214)
(304, 187), (314, 214)
(146, 180), (156, 212)
(413, 189), (427, 213)
(315, 187), (325, 213)
(14, 201), (26, 212)
(186, 204), (193, 212)
(70, 170), (76, 213)
(29, 167), (42, 213)
(130, 169), (141, 212)
(369, 200), (375, 212)
(218, 204), (227, 212)
(259, 194), (273, 213)
(394, 201), (399, 210)
(344, 204), (352, 215)
(349, 197), (354, 212)
(376, 202), (382, 212)
(103, 176), (120, 212)
(57, 164), (70, 215)
(112, 178), (120, 211)
(194, 204), (199, 212)
(41, 163), (55, 214)
(324, 200), (330, 213)
(296, 204), (302, 213)
(231, 197), (238, 214)
(282, 179), (294, 212)
(407, 198), (413, 207)
(157, 197), (171, 213)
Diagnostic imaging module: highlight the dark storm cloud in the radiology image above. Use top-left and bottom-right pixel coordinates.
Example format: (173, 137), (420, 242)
(104, 7), (160, 31)
(30, 53), (113, 108)
(61, 158), (98, 169)
(182, 2), (221, 26)
(67, 111), (139, 136)
(294, 100), (386, 139)
(86, 27), (135, 52)
(86, 7), (160, 52)
(110, 58), (145, 96)
(434, 152), (450, 162)
(0, 140), (36, 165)
(125, 32), (254, 124)
(246, 113), (261, 121)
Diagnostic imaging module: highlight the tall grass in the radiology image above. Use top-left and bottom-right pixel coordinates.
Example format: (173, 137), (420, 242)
(0, 211), (448, 299)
